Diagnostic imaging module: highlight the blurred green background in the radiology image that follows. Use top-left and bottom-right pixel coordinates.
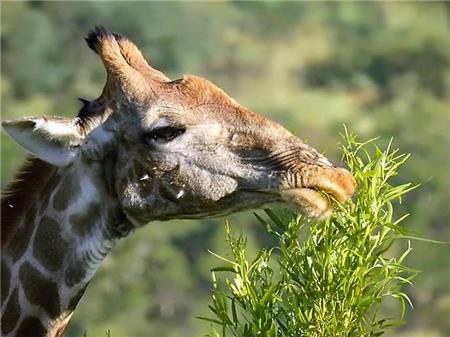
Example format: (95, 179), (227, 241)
(1, 2), (449, 337)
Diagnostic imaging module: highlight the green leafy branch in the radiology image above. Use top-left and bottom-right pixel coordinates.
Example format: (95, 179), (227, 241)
(201, 130), (419, 337)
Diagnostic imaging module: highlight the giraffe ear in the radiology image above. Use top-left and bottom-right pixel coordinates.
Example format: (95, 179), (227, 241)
(2, 117), (82, 167)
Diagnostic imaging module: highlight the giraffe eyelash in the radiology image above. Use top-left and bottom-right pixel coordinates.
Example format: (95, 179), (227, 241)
(144, 126), (186, 144)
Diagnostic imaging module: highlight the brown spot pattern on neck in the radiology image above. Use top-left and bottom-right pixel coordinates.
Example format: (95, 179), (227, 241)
(19, 262), (61, 319)
(15, 316), (46, 337)
(1, 288), (20, 335)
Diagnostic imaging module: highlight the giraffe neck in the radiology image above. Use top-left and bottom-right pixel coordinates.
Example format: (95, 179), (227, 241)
(1, 159), (132, 337)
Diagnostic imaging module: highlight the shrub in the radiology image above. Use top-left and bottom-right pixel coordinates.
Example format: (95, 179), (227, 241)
(201, 130), (418, 337)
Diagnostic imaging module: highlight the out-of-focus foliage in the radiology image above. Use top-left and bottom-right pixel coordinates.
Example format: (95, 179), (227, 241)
(1, 2), (448, 337)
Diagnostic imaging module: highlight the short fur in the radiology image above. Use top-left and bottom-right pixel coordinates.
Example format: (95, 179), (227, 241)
(1, 157), (56, 246)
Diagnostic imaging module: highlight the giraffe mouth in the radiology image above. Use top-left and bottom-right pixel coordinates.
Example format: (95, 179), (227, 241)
(280, 188), (334, 219)
(279, 168), (356, 219)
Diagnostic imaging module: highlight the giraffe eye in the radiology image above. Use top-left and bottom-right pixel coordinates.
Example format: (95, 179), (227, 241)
(145, 126), (185, 144)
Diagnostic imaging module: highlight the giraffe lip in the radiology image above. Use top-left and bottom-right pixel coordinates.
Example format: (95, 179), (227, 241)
(279, 168), (356, 219)
(280, 188), (333, 219)
(313, 169), (357, 203)
(293, 167), (357, 204)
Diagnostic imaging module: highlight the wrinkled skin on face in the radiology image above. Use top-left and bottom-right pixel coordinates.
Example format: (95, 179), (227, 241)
(107, 74), (356, 224)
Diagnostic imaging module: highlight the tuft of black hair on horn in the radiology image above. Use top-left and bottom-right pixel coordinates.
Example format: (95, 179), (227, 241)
(85, 25), (109, 53)
(85, 25), (125, 54)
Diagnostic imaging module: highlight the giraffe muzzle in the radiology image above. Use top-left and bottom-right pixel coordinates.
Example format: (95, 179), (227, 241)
(280, 167), (356, 219)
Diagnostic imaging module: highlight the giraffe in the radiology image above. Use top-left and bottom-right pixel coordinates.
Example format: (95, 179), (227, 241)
(0, 27), (356, 337)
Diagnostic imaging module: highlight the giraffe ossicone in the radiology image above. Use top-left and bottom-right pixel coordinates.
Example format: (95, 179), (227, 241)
(1, 26), (356, 337)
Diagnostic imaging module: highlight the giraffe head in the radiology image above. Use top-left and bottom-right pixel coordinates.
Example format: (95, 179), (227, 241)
(2, 27), (355, 226)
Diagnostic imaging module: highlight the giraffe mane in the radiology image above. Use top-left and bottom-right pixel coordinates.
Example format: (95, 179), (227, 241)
(1, 156), (56, 246)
